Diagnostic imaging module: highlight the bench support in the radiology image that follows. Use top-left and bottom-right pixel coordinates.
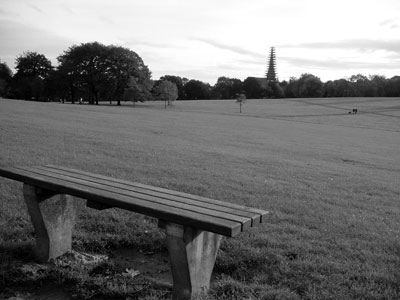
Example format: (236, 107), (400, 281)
(164, 222), (222, 300)
(23, 184), (79, 262)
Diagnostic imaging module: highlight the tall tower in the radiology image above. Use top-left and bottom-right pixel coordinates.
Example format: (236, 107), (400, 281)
(266, 47), (277, 82)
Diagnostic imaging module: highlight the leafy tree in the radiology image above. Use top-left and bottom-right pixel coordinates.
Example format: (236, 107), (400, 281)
(236, 93), (246, 113)
(54, 56), (82, 103)
(108, 45), (152, 105)
(323, 80), (336, 97)
(13, 51), (53, 100)
(0, 61), (12, 97)
(349, 74), (369, 96)
(123, 76), (153, 105)
(0, 79), (7, 98)
(152, 80), (178, 107)
(279, 80), (288, 97)
(230, 78), (244, 98)
(212, 77), (243, 99)
(42, 68), (73, 102)
(184, 80), (210, 100)
(160, 75), (187, 99)
(212, 77), (230, 99)
(282, 77), (298, 98)
(57, 42), (152, 105)
(0, 61), (12, 80)
(15, 52), (53, 79)
(368, 75), (386, 97)
(122, 77), (137, 105)
(333, 79), (352, 97)
(243, 77), (264, 99)
(57, 42), (113, 104)
(297, 73), (323, 98)
(385, 76), (400, 97)
(266, 81), (284, 98)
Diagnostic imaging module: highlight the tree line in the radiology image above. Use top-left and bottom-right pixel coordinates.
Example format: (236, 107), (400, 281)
(1, 42), (399, 103)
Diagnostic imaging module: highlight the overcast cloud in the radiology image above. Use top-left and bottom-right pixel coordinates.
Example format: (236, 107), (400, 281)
(1, 0), (399, 84)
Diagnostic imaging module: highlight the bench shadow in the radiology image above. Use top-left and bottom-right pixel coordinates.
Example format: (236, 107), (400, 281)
(110, 247), (173, 289)
(0, 242), (37, 262)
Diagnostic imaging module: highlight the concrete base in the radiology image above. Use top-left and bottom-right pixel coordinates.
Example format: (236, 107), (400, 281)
(163, 222), (222, 300)
(23, 184), (79, 262)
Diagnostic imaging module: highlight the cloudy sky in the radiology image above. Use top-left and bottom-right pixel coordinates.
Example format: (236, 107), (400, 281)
(1, 0), (399, 84)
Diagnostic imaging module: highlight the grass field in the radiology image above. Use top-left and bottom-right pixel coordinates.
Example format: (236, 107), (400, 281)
(0, 97), (399, 300)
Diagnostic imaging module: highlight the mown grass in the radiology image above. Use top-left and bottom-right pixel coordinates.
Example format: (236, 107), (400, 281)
(0, 98), (399, 299)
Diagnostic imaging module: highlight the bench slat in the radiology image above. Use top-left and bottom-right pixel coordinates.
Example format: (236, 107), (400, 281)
(46, 165), (267, 222)
(0, 166), (244, 236)
(35, 165), (261, 226)
(17, 166), (252, 231)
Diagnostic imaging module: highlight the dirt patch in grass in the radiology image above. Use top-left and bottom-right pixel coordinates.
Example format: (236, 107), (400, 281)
(1, 247), (173, 300)
(110, 248), (172, 289)
(4, 284), (73, 300)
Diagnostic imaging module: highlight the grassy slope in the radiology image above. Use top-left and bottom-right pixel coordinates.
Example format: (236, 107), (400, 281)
(0, 98), (399, 299)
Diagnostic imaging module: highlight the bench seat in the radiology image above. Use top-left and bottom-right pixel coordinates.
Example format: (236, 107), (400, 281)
(0, 165), (267, 237)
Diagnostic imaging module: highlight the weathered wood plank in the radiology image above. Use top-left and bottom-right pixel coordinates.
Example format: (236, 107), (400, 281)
(45, 165), (268, 222)
(35, 165), (262, 226)
(0, 166), (243, 236)
(17, 166), (252, 231)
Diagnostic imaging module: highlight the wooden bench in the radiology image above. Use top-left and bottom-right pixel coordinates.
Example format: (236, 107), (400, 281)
(0, 165), (268, 300)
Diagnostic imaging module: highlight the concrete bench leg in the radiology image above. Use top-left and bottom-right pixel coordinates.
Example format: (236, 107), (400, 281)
(164, 222), (222, 300)
(23, 184), (79, 262)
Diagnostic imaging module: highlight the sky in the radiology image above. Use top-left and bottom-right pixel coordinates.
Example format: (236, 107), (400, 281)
(1, 0), (400, 85)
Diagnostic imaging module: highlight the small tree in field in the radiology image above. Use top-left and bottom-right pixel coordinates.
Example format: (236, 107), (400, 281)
(152, 80), (178, 108)
(236, 93), (246, 113)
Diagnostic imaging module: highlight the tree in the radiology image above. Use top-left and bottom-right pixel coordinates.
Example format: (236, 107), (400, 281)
(13, 51), (53, 100)
(57, 42), (152, 105)
(282, 77), (298, 98)
(160, 75), (187, 99)
(0, 78), (7, 98)
(349, 74), (369, 96)
(0, 61), (12, 97)
(368, 75), (386, 97)
(123, 76), (153, 105)
(211, 77), (243, 99)
(333, 79), (352, 97)
(386, 76), (400, 97)
(243, 77), (264, 99)
(230, 78), (244, 98)
(323, 80), (337, 97)
(236, 93), (246, 113)
(297, 73), (323, 98)
(266, 81), (284, 98)
(15, 52), (53, 79)
(57, 42), (113, 104)
(55, 55), (82, 103)
(211, 76), (230, 99)
(152, 80), (178, 107)
(108, 45), (152, 105)
(184, 80), (210, 100)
